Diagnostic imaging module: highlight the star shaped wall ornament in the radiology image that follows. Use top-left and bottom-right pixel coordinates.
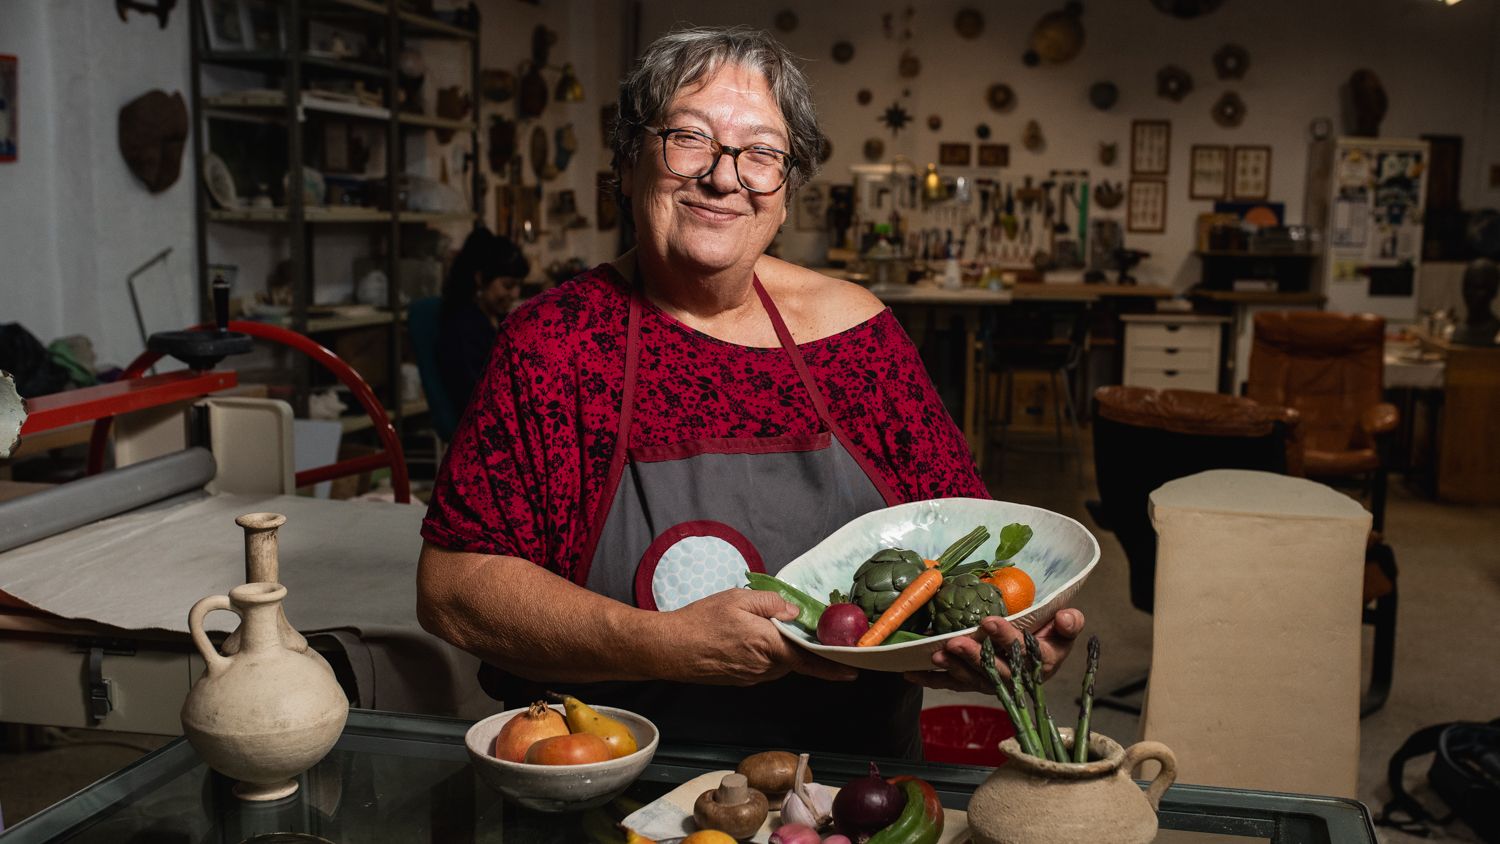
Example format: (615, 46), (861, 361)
(880, 101), (913, 135)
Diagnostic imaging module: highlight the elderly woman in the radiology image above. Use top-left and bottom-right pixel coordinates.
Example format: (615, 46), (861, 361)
(418, 26), (1083, 757)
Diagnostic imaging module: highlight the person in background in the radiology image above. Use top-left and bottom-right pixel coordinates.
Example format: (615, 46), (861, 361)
(436, 227), (530, 413)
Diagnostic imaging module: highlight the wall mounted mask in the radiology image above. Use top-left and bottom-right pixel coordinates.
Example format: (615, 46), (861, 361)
(118, 90), (188, 193)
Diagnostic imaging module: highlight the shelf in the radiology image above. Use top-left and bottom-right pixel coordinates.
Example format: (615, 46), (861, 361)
(203, 92), (391, 122)
(400, 211), (478, 224)
(398, 11), (479, 40)
(306, 310), (401, 332)
(314, 0), (389, 15)
(1189, 289), (1328, 304)
(397, 113), (477, 132)
(201, 50), (390, 80)
(208, 208), (477, 225)
(1195, 251), (1319, 259)
(341, 398), (428, 433)
(209, 207), (392, 223)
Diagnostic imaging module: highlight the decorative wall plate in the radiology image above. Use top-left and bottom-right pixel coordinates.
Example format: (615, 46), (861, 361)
(863, 138), (885, 161)
(986, 83), (1016, 112)
(775, 9), (798, 32)
(928, 114), (943, 131)
(976, 123), (992, 140)
(1089, 81), (1118, 111)
(955, 8), (984, 39)
(899, 50), (922, 79)
(1156, 65), (1193, 102)
(1026, 2), (1085, 65)
(204, 154), (239, 209)
(1212, 92), (1246, 128)
(857, 88), (873, 106)
(832, 41), (855, 64)
(1213, 44), (1249, 80)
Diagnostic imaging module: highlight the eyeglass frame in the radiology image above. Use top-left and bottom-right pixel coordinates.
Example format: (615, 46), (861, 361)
(647, 126), (797, 194)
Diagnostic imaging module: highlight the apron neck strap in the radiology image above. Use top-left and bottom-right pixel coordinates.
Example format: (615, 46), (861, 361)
(618, 292), (643, 449)
(752, 275), (840, 429)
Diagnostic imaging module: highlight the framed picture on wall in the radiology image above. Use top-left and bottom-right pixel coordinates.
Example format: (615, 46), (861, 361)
(1231, 146), (1272, 199)
(977, 143), (1009, 168)
(1189, 145), (1228, 199)
(242, 0), (286, 51)
(1130, 120), (1171, 175)
(939, 143), (971, 167)
(0, 54), (16, 163)
(201, 0), (250, 50)
(1127, 179), (1167, 233)
(795, 182), (829, 231)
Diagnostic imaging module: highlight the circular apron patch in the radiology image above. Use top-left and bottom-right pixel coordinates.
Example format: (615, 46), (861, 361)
(634, 521), (765, 611)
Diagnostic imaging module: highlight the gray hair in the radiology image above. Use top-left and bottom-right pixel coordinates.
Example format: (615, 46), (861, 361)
(610, 25), (823, 195)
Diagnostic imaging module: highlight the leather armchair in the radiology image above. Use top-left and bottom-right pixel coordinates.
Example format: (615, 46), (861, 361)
(1246, 312), (1399, 530)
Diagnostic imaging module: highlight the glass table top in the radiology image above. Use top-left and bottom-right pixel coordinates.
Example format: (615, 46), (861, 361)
(0, 709), (1376, 843)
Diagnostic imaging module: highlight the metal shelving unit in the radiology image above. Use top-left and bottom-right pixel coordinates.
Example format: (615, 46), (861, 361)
(188, 0), (481, 438)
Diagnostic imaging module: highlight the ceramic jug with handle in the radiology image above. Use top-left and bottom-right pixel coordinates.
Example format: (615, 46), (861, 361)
(181, 581), (348, 801)
(967, 729), (1177, 844)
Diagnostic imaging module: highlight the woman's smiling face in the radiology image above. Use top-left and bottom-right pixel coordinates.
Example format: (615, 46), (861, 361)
(622, 62), (791, 278)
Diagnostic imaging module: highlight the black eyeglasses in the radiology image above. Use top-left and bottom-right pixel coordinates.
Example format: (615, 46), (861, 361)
(651, 127), (795, 194)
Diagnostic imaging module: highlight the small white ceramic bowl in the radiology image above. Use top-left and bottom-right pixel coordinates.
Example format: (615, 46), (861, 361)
(771, 497), (1100, 673)
(464, 705), (659, 812)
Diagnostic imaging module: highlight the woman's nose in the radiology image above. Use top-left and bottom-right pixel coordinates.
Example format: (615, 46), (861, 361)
(703, 151), (743, 195)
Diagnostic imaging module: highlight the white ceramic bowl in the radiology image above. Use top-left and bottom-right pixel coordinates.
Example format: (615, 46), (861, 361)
(464, 705), (659, 812)
(771, 498), (1100, 672)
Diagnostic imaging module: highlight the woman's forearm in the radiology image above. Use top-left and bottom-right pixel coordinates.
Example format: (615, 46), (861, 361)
(416, 542), (672, 684)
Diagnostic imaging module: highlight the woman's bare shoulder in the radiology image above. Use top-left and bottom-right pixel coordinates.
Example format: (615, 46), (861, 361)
(755, 255), (886, 341)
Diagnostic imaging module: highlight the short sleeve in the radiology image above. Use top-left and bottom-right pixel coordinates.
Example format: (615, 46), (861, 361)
(421, 329), (577, 575)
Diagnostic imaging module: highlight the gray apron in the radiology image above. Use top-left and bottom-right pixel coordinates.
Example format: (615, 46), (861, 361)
(487, 277), (925, 758)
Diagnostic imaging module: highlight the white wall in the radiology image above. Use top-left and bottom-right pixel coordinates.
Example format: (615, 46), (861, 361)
(4, 0), (1497, 365)
(639, 0), (1500, 286)
(1, 0), (194, 367)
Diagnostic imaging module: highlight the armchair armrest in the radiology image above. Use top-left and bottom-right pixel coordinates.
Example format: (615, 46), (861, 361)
(1361, 403), (1400, 438)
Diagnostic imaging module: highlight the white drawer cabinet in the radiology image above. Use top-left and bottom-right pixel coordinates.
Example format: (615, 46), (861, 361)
(1121, 314), (1229, 394)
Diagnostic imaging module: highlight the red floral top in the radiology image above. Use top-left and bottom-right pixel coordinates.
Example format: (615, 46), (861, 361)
(422, 264), (987, 580)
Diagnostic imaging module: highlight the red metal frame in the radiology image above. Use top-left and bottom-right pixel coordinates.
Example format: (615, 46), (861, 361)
(87, 321), (410, 504)
(20, 371), (238, 434)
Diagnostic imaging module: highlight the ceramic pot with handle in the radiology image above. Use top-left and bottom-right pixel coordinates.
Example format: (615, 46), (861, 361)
(967, 729), (1177, 844)
(181, 580), (348, 801)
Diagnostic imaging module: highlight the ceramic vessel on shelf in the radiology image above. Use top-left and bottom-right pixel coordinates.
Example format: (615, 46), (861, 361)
(180, 513), (348, 802)
(967, 729), (1176, 844)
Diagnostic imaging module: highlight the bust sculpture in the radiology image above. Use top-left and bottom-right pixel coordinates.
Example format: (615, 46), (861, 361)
(1452, 258), (1500, 346)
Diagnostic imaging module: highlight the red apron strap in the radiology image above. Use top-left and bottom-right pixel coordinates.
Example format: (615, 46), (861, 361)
(572, 293), (644, 586)
(753, 276), (900, 506)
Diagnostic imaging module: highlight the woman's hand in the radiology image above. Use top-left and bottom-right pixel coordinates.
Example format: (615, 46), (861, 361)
(654, 589), (859, 686)
(902, 609), (1086, 693)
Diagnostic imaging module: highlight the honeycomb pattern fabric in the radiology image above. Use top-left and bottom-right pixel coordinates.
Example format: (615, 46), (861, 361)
(422, 264), (987, 581)
(648, 535), (749, 611)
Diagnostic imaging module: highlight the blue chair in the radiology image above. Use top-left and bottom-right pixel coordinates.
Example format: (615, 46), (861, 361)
(407, 297), (460, 442)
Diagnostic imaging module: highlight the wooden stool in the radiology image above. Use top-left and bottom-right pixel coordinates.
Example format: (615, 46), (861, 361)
(1143, 469), (1370, 798)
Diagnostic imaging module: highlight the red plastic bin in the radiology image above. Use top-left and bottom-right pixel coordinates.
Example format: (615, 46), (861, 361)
(920, 705), (1015, 766)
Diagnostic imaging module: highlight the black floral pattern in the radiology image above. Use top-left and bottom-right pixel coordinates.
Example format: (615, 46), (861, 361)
(422, 265), (987, 580)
